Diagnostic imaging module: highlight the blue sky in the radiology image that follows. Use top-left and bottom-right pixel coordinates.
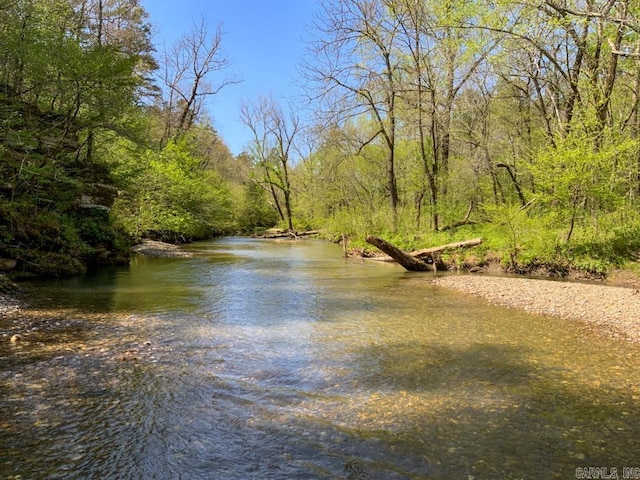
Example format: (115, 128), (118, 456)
(141, 0), (319, 156)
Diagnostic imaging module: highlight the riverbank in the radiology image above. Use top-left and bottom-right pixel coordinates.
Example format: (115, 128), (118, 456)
(432, 274), (640, 343)
(0, 240), (190, 317)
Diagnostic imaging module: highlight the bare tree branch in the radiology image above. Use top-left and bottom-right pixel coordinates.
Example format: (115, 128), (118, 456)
(162, 17), (241, 140)
(241, 97), (302, 231)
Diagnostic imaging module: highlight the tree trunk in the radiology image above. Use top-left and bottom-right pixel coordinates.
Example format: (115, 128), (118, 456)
(365, 236), (432, 271)
(366, 236), (483, 272)
(496, 163), (527, 207)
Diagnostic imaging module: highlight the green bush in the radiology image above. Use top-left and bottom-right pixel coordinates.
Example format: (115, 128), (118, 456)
(111, 138), (235, 241)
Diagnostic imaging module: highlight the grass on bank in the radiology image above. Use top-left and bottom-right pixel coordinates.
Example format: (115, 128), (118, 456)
(317, 205), (640, 279)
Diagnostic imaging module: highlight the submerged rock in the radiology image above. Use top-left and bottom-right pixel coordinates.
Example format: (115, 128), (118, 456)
(0, 258), (17, 271)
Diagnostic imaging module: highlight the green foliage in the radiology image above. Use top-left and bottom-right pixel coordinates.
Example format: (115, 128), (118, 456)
(0, 199), (129, 278)
(288, 0), (640, 281)
(0, 0), (249, 278)
(531, 130), (638, 239)
(0, 0), (147, 136)
(111, 138), (233, 241)
(479, 203), (561, 271)
(0, 0), (159, 277)
(235, 181), (279, 233)
(4, 0), (640, 282)
(560, 214), (640, 274)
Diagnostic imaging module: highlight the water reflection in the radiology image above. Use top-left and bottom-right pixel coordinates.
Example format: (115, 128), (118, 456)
(1, 238), (639, 479)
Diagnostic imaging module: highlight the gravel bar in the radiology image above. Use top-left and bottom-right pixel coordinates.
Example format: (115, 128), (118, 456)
(432, 275), (640, 343)
(131, 240), (193, 258)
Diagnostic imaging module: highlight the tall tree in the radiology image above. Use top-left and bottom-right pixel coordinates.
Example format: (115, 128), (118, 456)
(161, 18), (239, 142)
(391, 0), (496, 229)
(240, 96), (302, 232)
(306, 0), (402, 225)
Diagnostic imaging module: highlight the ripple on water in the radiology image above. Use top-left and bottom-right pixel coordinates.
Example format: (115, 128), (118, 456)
(2, 239), (640, 479)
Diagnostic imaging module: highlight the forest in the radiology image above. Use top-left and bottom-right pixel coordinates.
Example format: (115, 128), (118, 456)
(1, 0), (640, 279)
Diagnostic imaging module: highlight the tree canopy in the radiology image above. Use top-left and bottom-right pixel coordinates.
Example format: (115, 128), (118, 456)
(2, 0), (640, 278)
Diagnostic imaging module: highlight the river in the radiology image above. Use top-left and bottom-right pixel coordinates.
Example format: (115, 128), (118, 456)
(1, 237), (639, 479)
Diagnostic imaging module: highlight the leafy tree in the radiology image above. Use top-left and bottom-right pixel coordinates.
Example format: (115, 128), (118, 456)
(236, 180), (279, 232)
(531, 129), (638, 243)
(390, 0), (497, 230)
(111, 137), (232, 241)
(306, 0), (403, 224)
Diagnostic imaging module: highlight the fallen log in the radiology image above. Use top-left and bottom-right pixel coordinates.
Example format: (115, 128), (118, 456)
(257, 229), (320, 239)
(410, 237), (482, 259)
(365, 236), (432, 271)
(365, 235), (483, 272)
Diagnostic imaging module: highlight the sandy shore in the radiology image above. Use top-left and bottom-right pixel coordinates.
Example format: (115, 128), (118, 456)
(432, 275), (640, 343)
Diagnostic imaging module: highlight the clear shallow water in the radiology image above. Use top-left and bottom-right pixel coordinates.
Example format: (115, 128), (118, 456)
(1, 237), (639, 479)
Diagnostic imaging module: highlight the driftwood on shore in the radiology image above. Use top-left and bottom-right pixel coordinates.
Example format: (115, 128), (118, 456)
(255, 230), (320, 239)
(410, 238), (483, 258)
(131, 240), (193, 258)
(365, 235), (482, 272)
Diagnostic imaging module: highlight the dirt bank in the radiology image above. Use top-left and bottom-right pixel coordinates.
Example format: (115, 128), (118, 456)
(432, 275), (640, 343)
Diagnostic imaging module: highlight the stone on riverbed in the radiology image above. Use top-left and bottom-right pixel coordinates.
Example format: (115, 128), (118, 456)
(0, 258), (17, 271)
(0, 274), (22, 318)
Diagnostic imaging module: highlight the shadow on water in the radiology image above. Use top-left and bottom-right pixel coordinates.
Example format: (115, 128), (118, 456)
(20, 256), (209, 314)
(332, 339), (640, 478)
